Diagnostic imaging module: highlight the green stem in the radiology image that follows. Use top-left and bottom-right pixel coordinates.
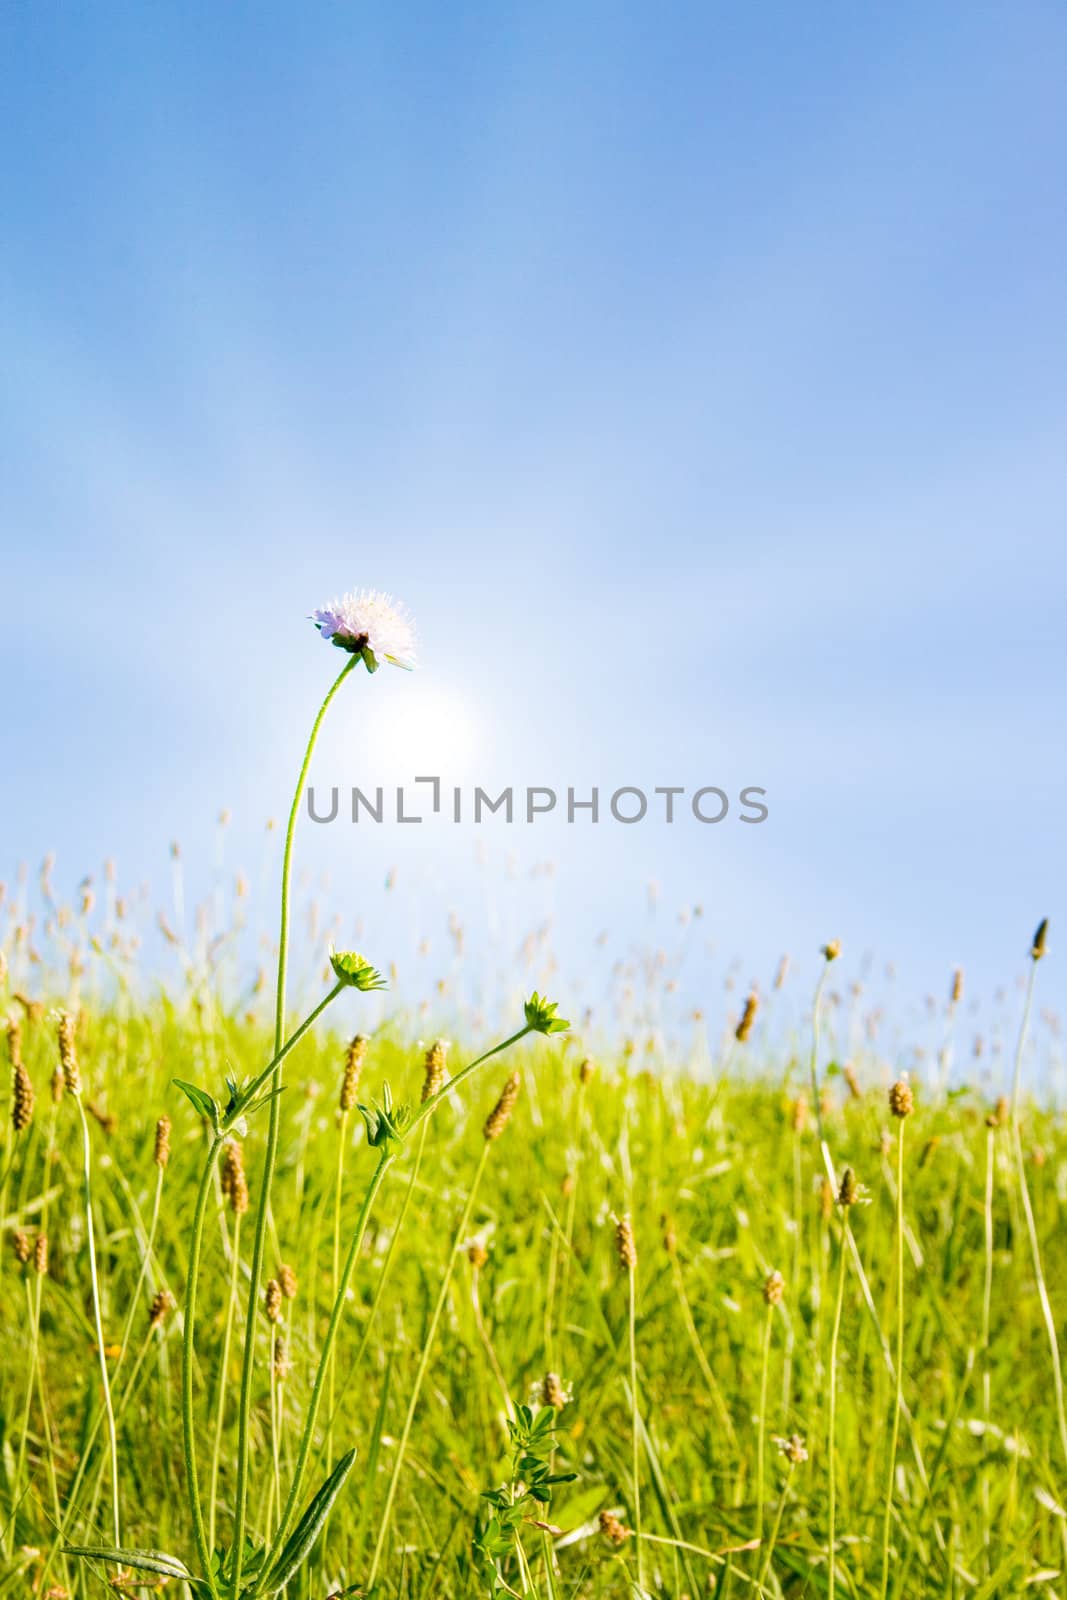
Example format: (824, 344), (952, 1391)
(76, 1096), (121, 1549)
(367, 1144), (491, 1587)
(757, 1463), (794, 1594)
(828, 1219), (849, 1600)
(328, 1108), (349, 1468)
(1009, 959), (1067, 1470)
(627, 1258), (644, 1591)
(209, 1213), (242, 1555)
(230, 654), (356, 1599)
(879, 1119), (906, 1600)
(755, 1302), (773, 1548)
(183, 1132), (224, 1596)
(980, 1126), (994, 1563)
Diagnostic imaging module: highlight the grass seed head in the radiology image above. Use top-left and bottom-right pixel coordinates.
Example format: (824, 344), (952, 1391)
(822, 940), (841, 963)
(220, 1141), (250, 1216)
(340, 1033), (369, 1112)
(483, 1070), (521, 1141)
(889, 1078), (914, 1119)
(273, 1334), (291, 1380)
(467, 1241), (489, 1269)
(775, 1432), (809, 1465)
(149, 1289), (173, 1329)
(278, 1262), (298, 1300)
(763, 1269), (785, 1306)
(615, 1213), (638, 1272)
(837, 1166), (859, 1207)
(34, 1233), (48, 1275)
(951, 967), (964, 1004)
(791, 1094), (809, 1133)
(154, 1115), (171, 1168)
(543, 1371), (567, 1409)
(12, 1060), (35, 1131)
(265, 1278), (283, 1323)
(844, 1062), (862, 1100)
(6, 1014), (22, 1068)
(986, 1095), (1008, 1130)
(599, 1510), (631, 1546)
(735, 992), (758, 1043)
(57, 1011), (81, 1096)
(421, 1039), (448, 1103)
(1032, 917), (1049, 962)
(579, 1056), (596, 1084)
(13, 1229), (31, 1265)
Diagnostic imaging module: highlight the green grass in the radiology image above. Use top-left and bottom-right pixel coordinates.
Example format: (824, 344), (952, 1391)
(2, 995), (1066, 1598)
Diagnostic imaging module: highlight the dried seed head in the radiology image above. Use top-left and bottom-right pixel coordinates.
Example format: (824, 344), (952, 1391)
(774, 954), (790, 990)
(775, 1433), (809, 1466)
(57, 1011), (81, 1096)
(735, 992), (758, 1043)
(340, 1034), (369, 1112)
(791, 1095), (809, 1133)
(615, 1213), (638, 1272)
(543, 1371), (566, 1409)
(34, 1234), (48, 1275)
(148, 1289), (173, 1330)
(986, 1095), (1008, 1130)
(837, 1167), (859, 1208)
(483, 1071), (520, 1141)
(421, 1039), (448, 1103)
(822, 940), (841, 963)
(12, 1061), (35, 1132)
(951, 968), (964, 1005)
(153, 1115), (171, 1168)
(50, 1066), (65, 1105)
(889, 1079), (914, 1119)
(264, 1279), (283, 1324)
(1032, 918), (1049, 962)
(273, 1334), (291, 1380)
(13, 1229), (31, 1265)
(579, 1056), (596, 1084)
(467, 1241), (489, 1269)
(220, 1141), (250, 1216)
(599, 1510), (631, 1546)
(762, 1269), (785, 1306)
(661, 1213), (677, 1256)
(819, 1175), (834, 1221)
(843, 1063), (862, 1100)
(278, 1262), (298, 1301)
(6, 1015), (22, 1068)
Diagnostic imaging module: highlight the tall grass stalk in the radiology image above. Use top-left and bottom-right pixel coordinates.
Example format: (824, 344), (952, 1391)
(879, 1100), (910, 1600)
(75, 1095), (121, 1548)
(827, 1215), (850, 1600)
(627, 1253), (644, 1592)
(1008, 933), (1067, 1473)
(367, 1141), (492, 1588)
(208, 1212), (242, 1555)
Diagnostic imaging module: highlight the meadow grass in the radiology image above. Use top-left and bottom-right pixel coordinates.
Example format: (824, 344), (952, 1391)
(2, 969), (1066, 1598)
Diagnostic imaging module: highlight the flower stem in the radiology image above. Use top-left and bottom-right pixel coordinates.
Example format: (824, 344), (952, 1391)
(755, 1302), (773, 1549)
(209, 1212), (242, 1556)
(367, 1143), (491, 1588)
(627, 1255), (644, 1592)
(757, 1462), (794, 1594)
(76, 1096), (121, 1550)
(878, 1118), (906, 1600)
(230, 653), (356, 1599)
(827, 1220), (849, 1600)
(182, 1132), (224, 1596)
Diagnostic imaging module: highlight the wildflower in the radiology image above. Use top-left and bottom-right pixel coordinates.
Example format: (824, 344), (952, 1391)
(329, 949), (387, 991)
(12, 1060), (34, 1132)
(310, 589), (416, 672)
(154, 1115), (171, 1168)
(483, 1072), (520, 1141)
(148, 1289), (173, 1330)
(340, 1034), (369, 1112)
(599, 1509), (631, 1546)
(774, 1433), (809, 1466)
(57, 1011), (81, 1096)
(421, 1039), (448, 1103)
(542, 1372), (570, 1409)
(278, 1262), (298, 1300)
(265, 1279), (283, 1324)
(763, 1269), (785, 1306)
(889, 1079), (914, 1119)
(615, 1214), (638, 1272)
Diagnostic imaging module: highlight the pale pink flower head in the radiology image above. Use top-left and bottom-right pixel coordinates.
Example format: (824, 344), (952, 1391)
(310, 589), (416, 672)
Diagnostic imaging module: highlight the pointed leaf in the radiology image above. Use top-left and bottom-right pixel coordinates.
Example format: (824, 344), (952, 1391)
(173, 1079), (219, 1126)
(262, 1447), (358, 1593)
(64, 1546), (194, 1581)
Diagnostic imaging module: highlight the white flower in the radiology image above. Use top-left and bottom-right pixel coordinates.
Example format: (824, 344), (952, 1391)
(310, 589), (416, 671)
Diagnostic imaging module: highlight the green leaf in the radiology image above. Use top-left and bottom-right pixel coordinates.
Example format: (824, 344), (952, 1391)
(173, 1078), (219, 1127)
(64, 1546), (194, 1581)
(262, 1447), (358, 1593)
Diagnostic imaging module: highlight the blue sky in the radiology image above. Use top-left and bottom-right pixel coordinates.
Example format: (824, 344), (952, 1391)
(2, 2), (1065, 1039)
